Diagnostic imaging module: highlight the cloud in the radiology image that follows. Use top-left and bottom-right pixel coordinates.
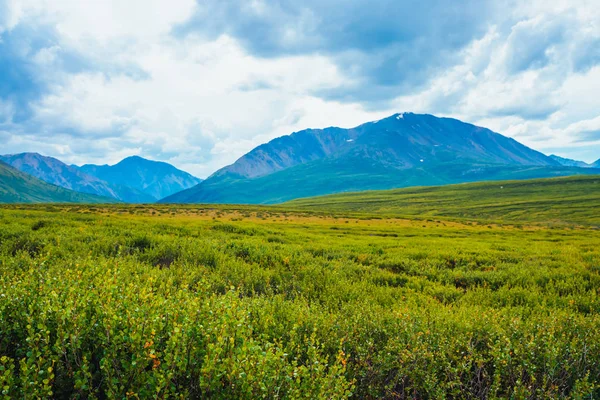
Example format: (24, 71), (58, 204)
(1, 0), (600, 174)
(0, 24), (60, 122)
(504, 17), (565, 73)
(176, 0), (499, 104)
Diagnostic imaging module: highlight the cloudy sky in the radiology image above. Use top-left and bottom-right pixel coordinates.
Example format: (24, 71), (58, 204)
(1, 0), (599, 177)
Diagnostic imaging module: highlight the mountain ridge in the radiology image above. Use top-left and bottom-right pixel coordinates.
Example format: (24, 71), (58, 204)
(0, 161), (116, 203)
(211, 113), (558, 181)
(162, 113), (590, 204)
(549, 154), (591, 168)
(78, 156), (202, 200)
(0, 153), (154, 203)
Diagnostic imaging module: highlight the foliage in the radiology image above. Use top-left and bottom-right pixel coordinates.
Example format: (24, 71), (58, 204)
(0, 204), (599, 398)
(286, 175), (600, 227)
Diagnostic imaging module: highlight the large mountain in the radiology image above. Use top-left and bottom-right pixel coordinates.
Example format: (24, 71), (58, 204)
(0, 153), (154, 203)
(0, 161), (114, 203)
(593, 159), (600, 168)
(549, 155), (591, 168)
(78, 156), (202, 200)
(161, 113), (600, 204)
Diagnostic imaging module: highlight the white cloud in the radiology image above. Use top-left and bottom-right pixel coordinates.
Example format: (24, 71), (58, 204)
(24, 29), (387, 176)
(1, 0), (600, 176)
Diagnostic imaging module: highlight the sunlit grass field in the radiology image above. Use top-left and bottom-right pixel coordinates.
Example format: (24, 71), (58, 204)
(286, 175), (600, 227)
(1, 199), (599, 398)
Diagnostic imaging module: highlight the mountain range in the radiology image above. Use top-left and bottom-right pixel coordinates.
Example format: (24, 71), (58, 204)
(0, 154), (201, 203)
(1, 113), (598, 204)
(162, 113), (600, 204)
(549, 154), (594, 168)
(78, 156), (202, 200)
(0, 161), (114, 203)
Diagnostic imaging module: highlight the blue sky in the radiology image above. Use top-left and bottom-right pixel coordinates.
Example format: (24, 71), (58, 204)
(1, 0), (599, 177)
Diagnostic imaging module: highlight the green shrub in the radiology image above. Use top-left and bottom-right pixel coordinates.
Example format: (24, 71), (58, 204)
(0, 204), (599, 398)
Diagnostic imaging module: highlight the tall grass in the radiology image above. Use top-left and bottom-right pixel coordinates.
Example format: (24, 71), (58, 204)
(0, 205), (599, 398)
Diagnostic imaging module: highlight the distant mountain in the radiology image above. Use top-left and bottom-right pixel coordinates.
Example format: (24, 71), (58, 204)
(78, 156), (202, 200)
(593, 159), (600, 168)
(549, 155), (590, 168)
(161, 113), (598, 204)
(0, 161), (115, 203)
(0, 153), (154, 203)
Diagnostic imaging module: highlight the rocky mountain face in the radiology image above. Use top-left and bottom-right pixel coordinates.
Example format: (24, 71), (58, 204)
(0, 161), (114, 203)
(161, 113), (598, 204)
(0, 153), (153, 203)
(213, 113), (558, 180)
(549, 155), (591, 168)
(78, 156), (202, 200)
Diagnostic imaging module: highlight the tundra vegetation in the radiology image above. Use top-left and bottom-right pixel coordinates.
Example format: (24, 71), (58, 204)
(1, 177), (599, 398)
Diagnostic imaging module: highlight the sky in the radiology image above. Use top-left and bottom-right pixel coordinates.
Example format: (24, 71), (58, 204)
(1, 0), (599, 177)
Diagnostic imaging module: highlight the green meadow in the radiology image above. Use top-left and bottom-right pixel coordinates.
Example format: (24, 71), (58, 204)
(1, 177), (600, 398)
(286, 175), (600, 226)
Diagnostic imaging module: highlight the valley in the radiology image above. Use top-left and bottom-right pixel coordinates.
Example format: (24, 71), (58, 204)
(1, 175), (599, 398)
(2, 2), (600, 398)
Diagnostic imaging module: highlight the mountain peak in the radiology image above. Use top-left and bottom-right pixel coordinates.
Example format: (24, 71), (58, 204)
(0, 152), (155, 203)
(162, 113), (584, 204)
(549, 154), (591, 168)
(0, 161), (115, 204)
(372, 112), (414, 124)
(117, 155), (155, 165)
(123, 155), (145, 161)
(79, 156), (202, 200)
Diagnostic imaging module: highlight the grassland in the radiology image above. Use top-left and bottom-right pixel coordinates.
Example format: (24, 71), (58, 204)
(1, 197), (599, 399)
(286, 175), (600, 227)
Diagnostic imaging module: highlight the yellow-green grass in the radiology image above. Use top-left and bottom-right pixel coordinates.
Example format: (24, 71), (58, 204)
(0, 205), (599, 398)
(285, 175), (600, 227)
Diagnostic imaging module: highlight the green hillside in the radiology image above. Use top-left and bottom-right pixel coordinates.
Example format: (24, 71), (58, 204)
(286, 175), (600, 226)
(161, 113), (600, 204)
(162, 155), (600, 204)
(0, 161), (116, 203)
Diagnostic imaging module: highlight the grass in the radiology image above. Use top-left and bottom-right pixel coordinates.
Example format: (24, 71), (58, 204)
(285, 175), (600, 227)
(1, 197), (599, 398)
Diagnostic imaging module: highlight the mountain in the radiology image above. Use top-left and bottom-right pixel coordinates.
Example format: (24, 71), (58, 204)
(0, 161), (115, 203)
(161, 113), (598, 204)
(593, 159), (600, 168)
(78, 156), (202, 200)
(549, 155), (590, 168)
(0, 153), (154, 203)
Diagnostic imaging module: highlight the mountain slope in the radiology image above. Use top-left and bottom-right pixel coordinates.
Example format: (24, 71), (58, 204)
(164, 158), (600, 204)
(212, 113), (557, 181)
(284, 175), (600, 226)
(0, 161), (115, 203)
(0, 153), (153, 203)
(162, 113), (592, 204)
(593, 159), (600, 168)
(549, 155), (590, 168)
(79, 156), (202, 200)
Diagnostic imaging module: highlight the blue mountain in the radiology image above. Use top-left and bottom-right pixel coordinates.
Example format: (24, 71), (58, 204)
(161, 113), (599, 204)
(549, 155), (591, 168)
(78, 156), (202, 200)
(0, 160), (115, 203)
(0, 153), (153, 203)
